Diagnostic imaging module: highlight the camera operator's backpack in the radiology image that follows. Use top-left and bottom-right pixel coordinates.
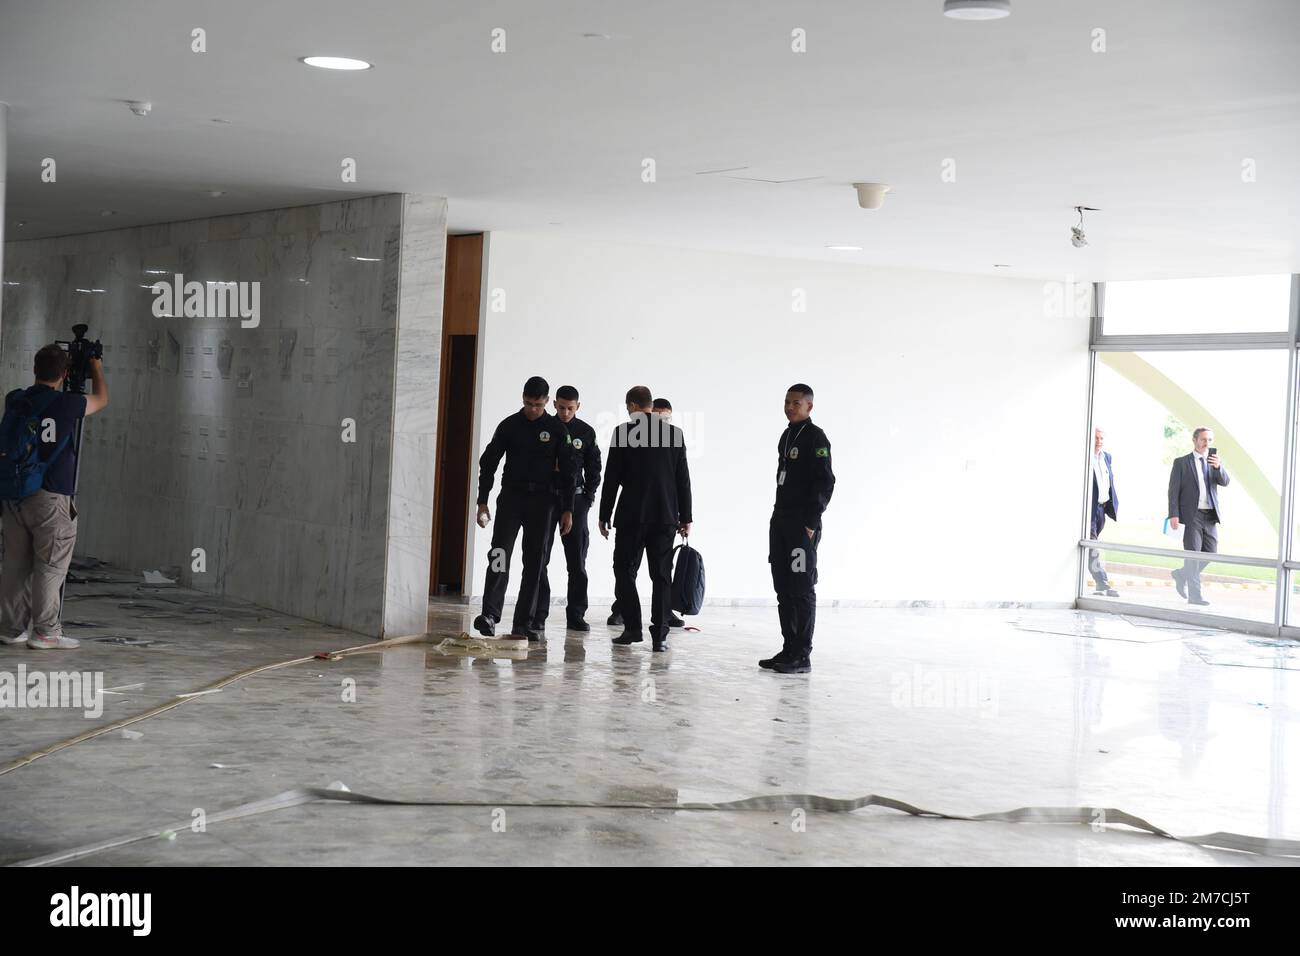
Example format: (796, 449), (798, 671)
(671, 541), (706, 616)
(0, 388), (70, 500)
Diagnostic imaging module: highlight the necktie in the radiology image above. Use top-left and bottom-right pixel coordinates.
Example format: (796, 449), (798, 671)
(1202, 456), (1211, 506)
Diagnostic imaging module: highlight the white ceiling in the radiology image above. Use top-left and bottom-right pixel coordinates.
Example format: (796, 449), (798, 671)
(1, 0), (1297, 280)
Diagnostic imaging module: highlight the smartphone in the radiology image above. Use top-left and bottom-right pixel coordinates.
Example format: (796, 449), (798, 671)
(1209, 447), (1218, 457)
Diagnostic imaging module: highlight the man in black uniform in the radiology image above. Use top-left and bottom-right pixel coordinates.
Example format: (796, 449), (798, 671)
(760, 383), (834, 674)
(473, 376), (577, 641)
(533, 385), (601, 632)
(606, 397), (685, 630)
(600, 386), (692, 652)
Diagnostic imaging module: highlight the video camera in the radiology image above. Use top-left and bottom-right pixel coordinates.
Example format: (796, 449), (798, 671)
(54, 324), (103, 395)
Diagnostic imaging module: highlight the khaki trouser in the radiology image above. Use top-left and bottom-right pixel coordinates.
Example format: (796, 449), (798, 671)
(0, 489), (78, 639)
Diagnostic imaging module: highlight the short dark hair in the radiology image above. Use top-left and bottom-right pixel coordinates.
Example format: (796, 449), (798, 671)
(787, 383), (814, 399)
(625, 385), (652, 408)
(555, 385), (579, 401)
(523, 376), (550, 399)
(652, 397), (672, 412)
(34, 345), (69, 382)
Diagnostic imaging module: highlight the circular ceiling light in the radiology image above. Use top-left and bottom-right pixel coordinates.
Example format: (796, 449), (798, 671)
(943, 0), (1011, 20)
(300, 56), (373, 71)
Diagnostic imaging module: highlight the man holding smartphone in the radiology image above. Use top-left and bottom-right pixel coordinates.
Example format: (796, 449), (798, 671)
(1167, 427), (1230, 606)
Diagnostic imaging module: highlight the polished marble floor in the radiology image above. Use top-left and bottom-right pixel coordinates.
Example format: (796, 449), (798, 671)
(0, 571), (1297, 866)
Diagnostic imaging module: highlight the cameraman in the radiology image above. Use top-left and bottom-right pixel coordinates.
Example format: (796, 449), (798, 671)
(0, 345), (108, 649)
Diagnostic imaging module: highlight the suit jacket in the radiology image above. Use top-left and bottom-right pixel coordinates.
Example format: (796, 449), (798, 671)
(1090, 451), (1118, 520)
(599, 412), (692, 528)
(1168, 452), (1230, 524)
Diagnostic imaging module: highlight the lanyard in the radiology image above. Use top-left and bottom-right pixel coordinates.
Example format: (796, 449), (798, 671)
(782, 423), (809, 462)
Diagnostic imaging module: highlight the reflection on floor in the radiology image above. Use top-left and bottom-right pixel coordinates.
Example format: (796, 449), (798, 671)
(1, 569), (1297, 866)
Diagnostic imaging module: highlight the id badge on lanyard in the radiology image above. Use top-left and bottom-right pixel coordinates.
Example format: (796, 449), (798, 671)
(778, 470), (786, 486)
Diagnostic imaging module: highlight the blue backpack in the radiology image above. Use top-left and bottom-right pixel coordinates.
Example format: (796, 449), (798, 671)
(0, 389), (70, 500)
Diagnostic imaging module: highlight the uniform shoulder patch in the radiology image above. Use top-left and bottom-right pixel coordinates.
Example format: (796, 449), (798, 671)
(815, 446), (829, 458)
(572, 438), (583, 450)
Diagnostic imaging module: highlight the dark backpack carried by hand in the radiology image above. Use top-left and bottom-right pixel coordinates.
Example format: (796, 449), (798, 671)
(0, 388), (70, 501)
(671, 540), (706, 616)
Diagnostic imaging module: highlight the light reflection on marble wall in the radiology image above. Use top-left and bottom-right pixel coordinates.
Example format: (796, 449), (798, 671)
(0, 194), (445, 636)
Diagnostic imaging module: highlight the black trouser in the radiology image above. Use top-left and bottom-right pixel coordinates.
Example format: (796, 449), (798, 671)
(1088, 503), (1109, 589)
(769, 511), (820, 657)
(481, 486), (555, 632)
(1179, 509), (1219, 601)
(612, 522), (675, 640)
(533, 495), (591, 627)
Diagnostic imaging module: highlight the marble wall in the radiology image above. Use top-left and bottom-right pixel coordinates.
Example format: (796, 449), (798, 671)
(0, 194), (447, 637)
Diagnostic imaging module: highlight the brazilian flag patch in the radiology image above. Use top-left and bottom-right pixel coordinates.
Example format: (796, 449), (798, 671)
(815, 447), (829, 458)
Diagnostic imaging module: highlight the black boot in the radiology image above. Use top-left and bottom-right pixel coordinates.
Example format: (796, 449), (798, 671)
(759, 649), (791, 670)
(473, 614), (496, 637)
(612, 630), (643, 645)
(771, 655), (811, 674)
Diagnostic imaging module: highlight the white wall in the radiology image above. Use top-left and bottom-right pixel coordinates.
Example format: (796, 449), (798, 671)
(471, 232), (1090, 605)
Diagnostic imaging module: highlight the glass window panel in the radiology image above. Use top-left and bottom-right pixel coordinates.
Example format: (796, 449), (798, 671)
(1103, 275), (1291, 335)
(1090, 350), (1285, 559)
(1083, 547), (1276, 624)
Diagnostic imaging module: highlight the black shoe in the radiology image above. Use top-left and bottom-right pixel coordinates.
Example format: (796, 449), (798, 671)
(473, 614), (496, 637)
(668, 613), (685, 628)
(652, 638), (668, 652)
(1171, 570), (1187, 598)
(759, 650), (790, 670)
(771, 656), (811, 674)
(606, 611), (623, 627)
(1190, 598), (1210, 606)
(525, 628), (544, 642)
(611, 630), (643, 645)
(567, 618), (590, 632)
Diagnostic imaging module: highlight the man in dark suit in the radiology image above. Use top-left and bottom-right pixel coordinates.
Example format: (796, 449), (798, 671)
(599, 386), (692, 652)
(1088, 427), (1119, 597)
(1167, 426), (1231, 606)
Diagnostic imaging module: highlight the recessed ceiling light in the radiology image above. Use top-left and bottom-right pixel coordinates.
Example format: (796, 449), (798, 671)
(300, 56), (373, 71)
(943, 0), (1011, 20)
(827, 245), (863, 252)
(581, 33), (611, 39)
(350, 256), (382, 262)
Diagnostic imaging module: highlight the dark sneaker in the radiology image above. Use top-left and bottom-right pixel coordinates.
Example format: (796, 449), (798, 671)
(771, 656), (811, 674)
(473, 615), (496, 637)
(759, 650), (790, 670)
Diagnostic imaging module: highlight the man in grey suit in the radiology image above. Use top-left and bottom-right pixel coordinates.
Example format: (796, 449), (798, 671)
(1167, 426), (1231, 606)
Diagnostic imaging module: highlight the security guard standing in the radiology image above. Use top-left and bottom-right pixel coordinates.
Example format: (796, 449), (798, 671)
(532, 385), (601, 632)
(761, 383), (834, 673)
(474, 376), (577, 641)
